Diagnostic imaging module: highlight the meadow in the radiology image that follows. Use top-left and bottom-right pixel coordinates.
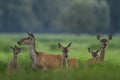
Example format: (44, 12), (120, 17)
(0, 33), (120, 80)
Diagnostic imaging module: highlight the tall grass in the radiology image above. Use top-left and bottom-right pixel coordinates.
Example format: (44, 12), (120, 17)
(0, 34), (120, 80)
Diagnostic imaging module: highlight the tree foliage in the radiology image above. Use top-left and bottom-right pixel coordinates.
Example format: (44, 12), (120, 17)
(59, 0), (110, 33)
(107, 0), (120, 33)
(0, 0), (119, 33)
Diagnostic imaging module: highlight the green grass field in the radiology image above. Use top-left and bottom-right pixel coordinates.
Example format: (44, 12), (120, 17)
(0, 33), (120, 80)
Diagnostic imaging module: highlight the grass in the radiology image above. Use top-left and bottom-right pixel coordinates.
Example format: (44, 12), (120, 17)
(0, 33), (120, 80)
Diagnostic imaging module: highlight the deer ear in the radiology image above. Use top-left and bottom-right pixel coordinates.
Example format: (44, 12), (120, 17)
(58, 42), (63, 48)
(29, 32), (34, 38)
(108, 34), (112, 40)
(10, 46), (14, 50)
(14, 45), (21, 50)
(14, 45), (17, 48)
(96, 34), (101, 40)
(31, 33), (34, 37)
(27, 32), (31, 36)
(67, 42), (72, 48)
(28, 32), (34, 38)
(96, 50), (99, 53)
(88, 48), (91, 53)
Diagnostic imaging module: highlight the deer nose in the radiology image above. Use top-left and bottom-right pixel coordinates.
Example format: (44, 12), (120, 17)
(65, 54), (68, 58)
(103, 44), (107, 46)
(102, 44), (107, 48)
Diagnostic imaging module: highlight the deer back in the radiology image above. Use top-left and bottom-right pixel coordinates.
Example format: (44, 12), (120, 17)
(87, 56), (100, 64)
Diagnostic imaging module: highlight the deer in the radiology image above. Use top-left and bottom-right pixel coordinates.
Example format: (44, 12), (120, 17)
(87, 34), (112, 64)
(17, 33), (78, 70)
(8, 46), (21, 73)
(96, 34), (112, 61)
(58, 42), (78, 68)
(87, 48), (100, 64)
(88, 48), (99, 58)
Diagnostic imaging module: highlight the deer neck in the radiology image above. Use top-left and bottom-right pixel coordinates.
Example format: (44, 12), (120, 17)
(28, 42), (38, 66)
(12, 54), (18, 66)
(61, 53), (68, 67)
(99, 47), (105, 61)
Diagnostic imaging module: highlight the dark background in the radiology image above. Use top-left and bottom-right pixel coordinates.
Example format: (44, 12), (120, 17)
(0, 0), (119, 34)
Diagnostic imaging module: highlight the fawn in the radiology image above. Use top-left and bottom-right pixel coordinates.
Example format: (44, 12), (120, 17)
(58, 42), (78, 68)
(87, 48), (100, 64)
(97, 34), (112, 61)
(88, 48), (99, 58)
(17, 33), (71, 70)
(8, 46), (21, 73)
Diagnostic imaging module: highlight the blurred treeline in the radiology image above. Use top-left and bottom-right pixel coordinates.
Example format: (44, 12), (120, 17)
(0, 0), (119, 34)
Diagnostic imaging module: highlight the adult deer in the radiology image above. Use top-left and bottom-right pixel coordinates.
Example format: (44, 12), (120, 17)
(8, 46), (21, 73)
(58, 42), (78, 68)
(97, 34), (112, 61)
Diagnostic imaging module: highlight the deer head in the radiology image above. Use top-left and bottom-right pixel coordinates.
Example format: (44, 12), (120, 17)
(17, 32), (35, 45)
(58, 42), (72, 58)
(10, 46), (21, 55)
(88, 48), (99, 58)
(96, 34), (112, 48)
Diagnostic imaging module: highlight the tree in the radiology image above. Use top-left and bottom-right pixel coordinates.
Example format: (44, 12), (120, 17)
(107, 0), (120, 33)
(59, 0), (110, 34)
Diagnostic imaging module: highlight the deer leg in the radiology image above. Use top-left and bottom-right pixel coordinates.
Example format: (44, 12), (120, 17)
(32, 62), (37, 70)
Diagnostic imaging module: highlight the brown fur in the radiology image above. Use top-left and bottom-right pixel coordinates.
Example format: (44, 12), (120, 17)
(87, 56), (100, 64)
(37, 52), (61, 68)
(36, 52), (78, 68)
(67, 58), (78, 68)
(8, 61), (19, 73)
